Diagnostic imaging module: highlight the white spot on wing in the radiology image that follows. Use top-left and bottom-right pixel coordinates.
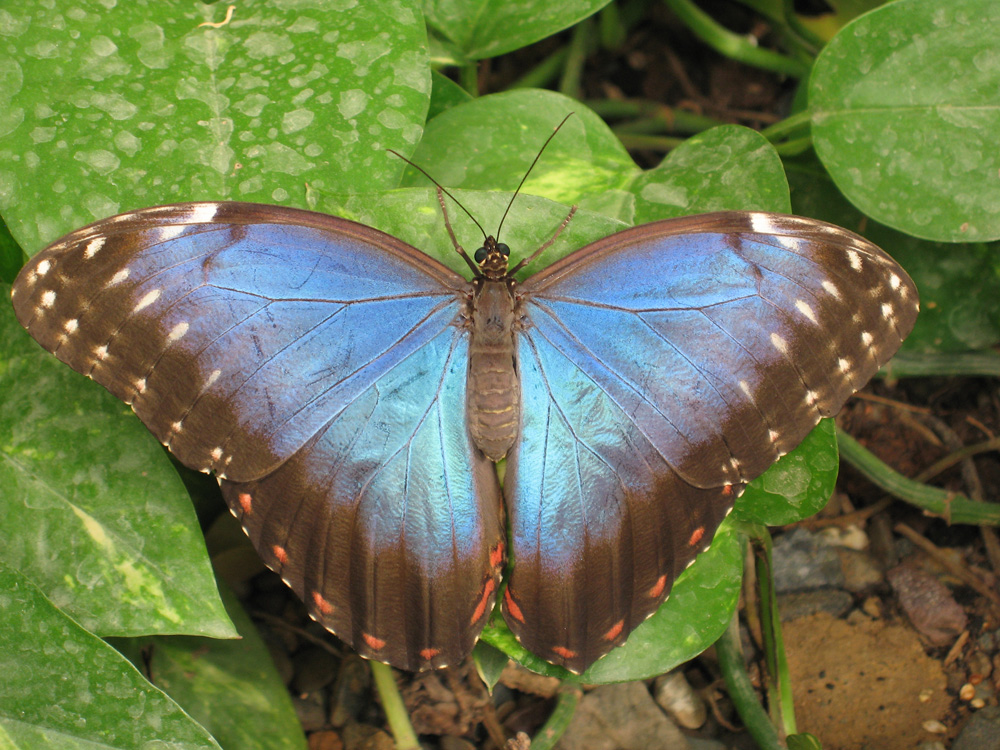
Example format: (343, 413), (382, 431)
(84, 237), (105, 258)
(749, 213), (778, 235)
(171, 420), (183, 433)
(770, 332), (788, 354)
(768, 429), (780, 443)
(109, 268), (130, 285)
(838, 357), (851, 373)
(861, 331), (874, 346)
(739, 380), (752, 397)
(204, 369), (222, 388)
(821, 280), (841, 299)
(94, 344), (108, 360)
(63, 318), (78, 333)
(881, 302), (894, 320)
(134, 378), (147, 394)
(156, 224), (187, 242)
(40, 290), (56, 308)
(805, 390), (818, 406)
(847, 249), (862, 271)
(189, 203), (219, 223)
(889, 273), (901, 290)
(36, 260), (51, 276)
(133, 289), (161, 312)
(167, 322), (190, 342)
(795, 299), (817, 324)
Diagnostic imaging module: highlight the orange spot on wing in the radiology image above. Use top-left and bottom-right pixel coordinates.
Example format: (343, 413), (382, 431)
(688, 527), (705, 547)
(237, 492), (253, 514)
(489, 541), (505, 570)
(603, 619), (625, 642)
(272, 545), (288, 565)
(504, 587), (525, 623)
(312, 591), (334, 615)
(722, 485), (734, 497)
(552, 645), (577, 660)
(362, 632), (386, 651)
(471, 578), (496, 624)
(648, 574), (668, 598)
(420, 647), (440, 661)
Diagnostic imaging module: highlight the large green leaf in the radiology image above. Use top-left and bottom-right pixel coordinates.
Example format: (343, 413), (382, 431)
(810, 0), (1000, 242)
(112, 583), (306, 750)
(0, 0), (430, 254)
(425, 0), (611, 59)
(0, 288), (234, 638)
(0, 564), (222, 749)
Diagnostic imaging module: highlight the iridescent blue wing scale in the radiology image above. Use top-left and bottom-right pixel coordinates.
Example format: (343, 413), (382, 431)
(504, 212), (918, 672)
(11, 203), (505, 671)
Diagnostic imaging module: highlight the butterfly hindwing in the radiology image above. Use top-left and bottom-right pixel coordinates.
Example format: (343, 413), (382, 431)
(11, 202), (505, 670)
(503, 212), (918, 672)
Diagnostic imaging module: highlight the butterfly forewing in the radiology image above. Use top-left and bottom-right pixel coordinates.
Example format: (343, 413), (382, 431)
(11, 202), (505, 671)
(503, 212), (918, 672)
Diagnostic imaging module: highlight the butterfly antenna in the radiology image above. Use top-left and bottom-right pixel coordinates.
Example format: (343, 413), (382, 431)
(494, 112), (575, 241)
(387, 149), (488, 241)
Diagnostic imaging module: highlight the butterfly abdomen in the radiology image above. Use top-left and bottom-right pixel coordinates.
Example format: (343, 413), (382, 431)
(467, 279), (520, 461)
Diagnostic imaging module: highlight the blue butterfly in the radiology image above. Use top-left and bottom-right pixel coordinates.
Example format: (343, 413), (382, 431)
(11, 193), (917, 673)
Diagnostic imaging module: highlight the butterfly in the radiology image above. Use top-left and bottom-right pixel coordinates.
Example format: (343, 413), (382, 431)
(10, 191), (918, 674)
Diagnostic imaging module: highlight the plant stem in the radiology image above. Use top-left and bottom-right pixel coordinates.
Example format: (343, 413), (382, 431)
(510, 47), (569, 89)
(370, 661), (420, 749)
(559, 17), (590, 99)
(883, 350), (1000, 378)
(458, 63), (479, 96)
(661, 0), (810, 78)
(615, 133), (686, 152)
(586, 98), (724, 134)
(716, 609), (784, 749)
(760, 110), (811, 143)
(531, 686), (582, 750)
(836, 428), (1000, 525)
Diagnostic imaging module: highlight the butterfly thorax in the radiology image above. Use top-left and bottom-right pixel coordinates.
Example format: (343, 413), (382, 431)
(466, 241), (520, 461)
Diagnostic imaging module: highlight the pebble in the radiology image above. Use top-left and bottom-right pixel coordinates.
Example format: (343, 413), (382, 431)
(653, 671), (707, 729)
(772, 527), (845, 592)
(554, 682), (688, 749)
(953, 706), (1000, 750)
(777, 589), (853, 621)
(886, 564), (967, 646)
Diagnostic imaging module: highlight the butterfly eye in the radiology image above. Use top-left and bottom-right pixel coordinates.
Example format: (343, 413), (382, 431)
(474, 246), (488, 264)
(497, 243), (511, 257)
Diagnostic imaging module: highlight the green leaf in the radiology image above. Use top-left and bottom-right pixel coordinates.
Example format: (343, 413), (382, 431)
(810, 0), (1000, 242)
(628, 125), (791, 221)
(473, 640), (510, 693)
(0, 287), (234, 638)
(0, 564), (222, 749)
(0, 0), (430, 254)
(734, 419), (839, 527)
(428, 69), (474, 120)
(425, 0), (611, 59)
(405, 89), (635, 209)
(112, 582), (307, 750)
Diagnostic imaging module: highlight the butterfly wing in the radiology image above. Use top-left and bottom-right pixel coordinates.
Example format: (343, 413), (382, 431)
(504, 211), (918, 673)
(12, 202), (505, 670)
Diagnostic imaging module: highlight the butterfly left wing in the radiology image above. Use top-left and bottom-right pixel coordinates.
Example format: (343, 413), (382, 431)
(11, 202), (505, 671)
(504, 212), (918, 673)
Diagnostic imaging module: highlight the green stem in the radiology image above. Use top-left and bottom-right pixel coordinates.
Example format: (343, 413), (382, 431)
(615, 133), (686, 152)
(836, 428), (1000, 525)
(510, 47), (569, 89)
(662, 0), (810, 78)
(559, 17), (590, 99)
(750, 528), (796, 735)
(458, 63), (479, 96)
(716, 608), (784, 749)
(760, 110), (811, 143)
(598, 1), (626, 49)
(588, 99), (723, 134)
(531, 686), (582, 750)
(370, 661), (420, 750)
(882, 350), (1000, 378)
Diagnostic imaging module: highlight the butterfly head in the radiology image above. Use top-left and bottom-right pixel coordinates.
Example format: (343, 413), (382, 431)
(474, 236), (511, 280)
